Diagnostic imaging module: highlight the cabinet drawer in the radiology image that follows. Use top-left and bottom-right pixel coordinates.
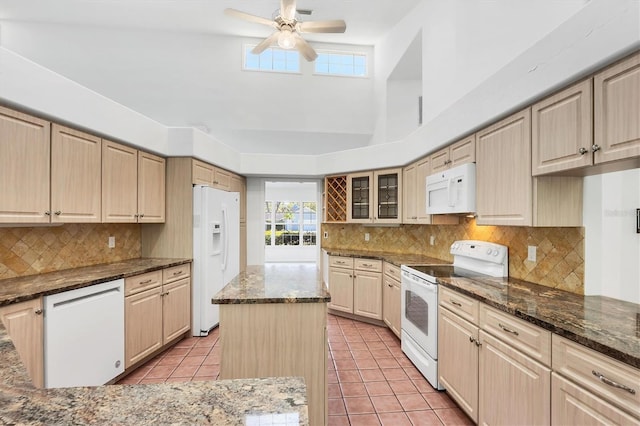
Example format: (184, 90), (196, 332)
(125, 270), (162, 296)
(329, 256), (354, 269)
(552, 335), (640, 418)
(163, 264), (191, 284)
(439, 286), (479, 325)
(355, 258), (382, 272)
(480, 304), (551, 366)
(383, 262), (401, 280)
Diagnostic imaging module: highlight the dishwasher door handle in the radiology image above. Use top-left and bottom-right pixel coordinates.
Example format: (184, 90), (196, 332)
(50, 286), (121, 309)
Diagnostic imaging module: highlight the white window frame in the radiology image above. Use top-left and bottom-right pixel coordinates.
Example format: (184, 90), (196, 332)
(242, 44), (302, 74)
(313, 50), (369, 78)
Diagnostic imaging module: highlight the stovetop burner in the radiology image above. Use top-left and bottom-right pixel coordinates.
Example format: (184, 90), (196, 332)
(403, 264), (487, 280)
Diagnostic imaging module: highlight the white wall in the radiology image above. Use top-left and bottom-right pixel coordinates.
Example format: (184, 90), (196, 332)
(386, 80), (422, 142)
(584, 168), (640, 303)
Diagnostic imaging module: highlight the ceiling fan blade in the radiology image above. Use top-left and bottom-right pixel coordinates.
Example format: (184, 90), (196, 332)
(224, 8), (276, 28)
(251, 32), (280, 55)
(293, 33), (318, 61)
(280, 0), (297, 21)
(297, 19), (347, 33)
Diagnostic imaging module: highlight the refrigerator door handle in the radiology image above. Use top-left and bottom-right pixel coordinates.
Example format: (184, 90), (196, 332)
(222, 207), (228, 271)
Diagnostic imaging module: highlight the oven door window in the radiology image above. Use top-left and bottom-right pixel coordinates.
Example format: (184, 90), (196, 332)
(405, 289), (429, 334)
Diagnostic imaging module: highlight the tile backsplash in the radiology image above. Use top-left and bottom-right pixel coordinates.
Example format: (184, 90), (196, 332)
(321, 218), (585, 294)
(0, 224), (141, 280)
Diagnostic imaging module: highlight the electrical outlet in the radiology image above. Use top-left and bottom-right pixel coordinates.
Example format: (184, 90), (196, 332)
(527, 245), (537, 262)
(364, 233), (370, 242)
(323, 231), (328, 239)
(430, 235), (435, 246)
(108, 236), (115, 248)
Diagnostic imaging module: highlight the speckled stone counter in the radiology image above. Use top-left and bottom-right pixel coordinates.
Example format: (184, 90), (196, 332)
(323, 248), (449, 267)
(212, 264), (330, 304)
(0, 258), (191, 306)
(437, 275), (640, 369)
(0, 321), (309, 425)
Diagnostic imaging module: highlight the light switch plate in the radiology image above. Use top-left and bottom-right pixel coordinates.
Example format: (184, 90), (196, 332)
(364, 233), (370, 242)
(108, 236), (115, 248)
(527, 245), (536, 262)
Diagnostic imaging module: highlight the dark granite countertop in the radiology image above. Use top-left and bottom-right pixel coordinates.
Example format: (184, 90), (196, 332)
(0, 258), (192, 306)
(437, 275), (640, 369)
(323, 248), (449, 267)
(212, 264), (331, 304)
(0, 322), (309, 425)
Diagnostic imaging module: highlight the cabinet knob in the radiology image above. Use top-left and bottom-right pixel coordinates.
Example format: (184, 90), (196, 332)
(139, 213), (145, 218)
(578, 147), (589, 155)
(34, 309), (43, 315)
(591, 144), (601, 153)
(54, 211), (61, 216)
(44, 211), (51, 216)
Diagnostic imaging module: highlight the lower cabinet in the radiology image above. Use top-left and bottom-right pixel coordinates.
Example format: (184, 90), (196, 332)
(382, 263), (401, 337)
(0, 297), (44, 388)
(125, 264), (191, 368)
(328, 256), (382, 320)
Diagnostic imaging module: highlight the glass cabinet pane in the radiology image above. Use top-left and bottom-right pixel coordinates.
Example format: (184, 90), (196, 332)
(351, 176), (370, 219)
(377, 173), (399, 219)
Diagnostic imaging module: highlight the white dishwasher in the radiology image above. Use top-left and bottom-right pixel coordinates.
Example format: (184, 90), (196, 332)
(44, 279), (124, 388)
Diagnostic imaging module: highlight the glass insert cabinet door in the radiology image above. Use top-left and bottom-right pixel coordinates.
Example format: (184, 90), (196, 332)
(376, 172), (398, 219)
(347, 172), (373, 223)
(347, 168), (402, 223)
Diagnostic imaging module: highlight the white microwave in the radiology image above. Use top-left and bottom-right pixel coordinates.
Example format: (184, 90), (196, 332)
(426, 162), (476, 215)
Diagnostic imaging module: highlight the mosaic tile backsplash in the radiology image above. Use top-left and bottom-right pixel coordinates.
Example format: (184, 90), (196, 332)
(321, 218), (585, 295)
(0, 224), (141, 280)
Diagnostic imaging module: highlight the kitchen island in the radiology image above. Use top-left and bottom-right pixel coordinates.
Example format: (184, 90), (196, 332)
(212, 264), (331, 426)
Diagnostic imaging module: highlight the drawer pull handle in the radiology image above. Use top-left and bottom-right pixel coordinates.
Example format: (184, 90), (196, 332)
(139, 279), (153, 285)
(336, 261), (345, 264)
(498, 323), (519, 335)
(172, 271), (183, 276)
(450, 300), (462, 307)
(592, 370), (636, 395)
(362, 263), (372, 267)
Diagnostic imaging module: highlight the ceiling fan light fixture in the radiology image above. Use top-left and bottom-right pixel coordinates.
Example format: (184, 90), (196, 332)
(277, 28), (296, 49)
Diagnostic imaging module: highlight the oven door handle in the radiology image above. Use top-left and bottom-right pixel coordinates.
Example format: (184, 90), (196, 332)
(402, 279), (437, 293)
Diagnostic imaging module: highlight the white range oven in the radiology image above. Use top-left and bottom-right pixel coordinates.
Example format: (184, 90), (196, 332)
(400, 240), (508, 390)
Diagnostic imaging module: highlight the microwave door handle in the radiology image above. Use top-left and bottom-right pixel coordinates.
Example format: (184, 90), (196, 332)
(448, 177), (455, 207)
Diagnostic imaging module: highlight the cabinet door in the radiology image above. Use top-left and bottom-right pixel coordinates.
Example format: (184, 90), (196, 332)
(0, 106), (51, 223)
(353, 270), (382, 320)
(479, 330), (551, 426)
(0, 298), (44, 388)
(328, 267), (354, 313)
(382, 276), (401, 337)
(450, 135), (476, 167)
(239, 222), (247, 273)
(594, 51), (640, 164)
(532, 79), (593, 175)
(51, 125), (101, 223)
(551, 373), (639, 426)
(430, 147), (450, 174)
(192, 159), (214, 185)
(402, 162), (417, 223)
(347, 172), (373, 223)
(374, 168), (402, 224)
(415, 156), (432, 223)
(438, 307), (479, 423)
(162, 278), (191, 344)
(125, 286), (162, 368)
(212, 167), (232, 191)
(102, 140), (138, 223)
(230, 174), (246, 223)
(138, 151), (165, 223)
(476, 108), (532, 226)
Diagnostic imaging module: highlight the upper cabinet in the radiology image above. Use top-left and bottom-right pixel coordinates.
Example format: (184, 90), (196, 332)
(51, 125), (102, 223)
(230, 174), (246, 223)
(324, 175), (348, 223)
(191, 159), (232, 191)
(429, 135), (476, 175)
(532, 79), (593, 175)
(347, 168), (402, 224)
(102, 140), (165, 223)
(594, 51), (640, 164)
(0, 107), (51, 223)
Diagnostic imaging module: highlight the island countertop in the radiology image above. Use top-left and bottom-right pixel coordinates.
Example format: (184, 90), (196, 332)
(0, 322), (309, 425)
(0, 258), (192, 306)
(437, 275), (640, 369)
(212, 264), (330, 304)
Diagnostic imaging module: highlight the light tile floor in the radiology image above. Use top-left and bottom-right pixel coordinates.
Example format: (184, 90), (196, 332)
(118, 314), (473, 426)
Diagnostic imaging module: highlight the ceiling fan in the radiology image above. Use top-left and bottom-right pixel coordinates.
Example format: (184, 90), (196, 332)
(224, 0), (347, 61)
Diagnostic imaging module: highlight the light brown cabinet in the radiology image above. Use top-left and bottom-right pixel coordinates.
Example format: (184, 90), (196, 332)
(230, 174), (246, 223)
(328, 256), (383, 320)
(429, 135), (476, 174)
(0, 297), (44, 388)
(103, 140), (165, 223)
(347, 168), (403, 224)
(191, 158), (233, 191)
(594, 51), (640, 165)
(382, 262), (401, 337)
(0, 107), (50, 224)
(532, 79), (593, 175)
(124, 264), (190, 368)
(324, 175), (348, 222)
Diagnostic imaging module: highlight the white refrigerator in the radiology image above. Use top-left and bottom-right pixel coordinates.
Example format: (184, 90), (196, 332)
(192, 185), (240, 336)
